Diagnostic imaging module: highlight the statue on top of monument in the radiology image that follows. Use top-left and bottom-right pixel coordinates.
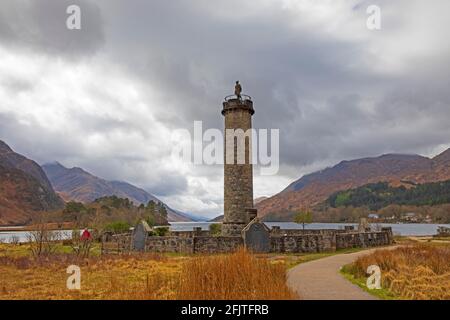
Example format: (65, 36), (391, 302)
(234, 81), (242, 99)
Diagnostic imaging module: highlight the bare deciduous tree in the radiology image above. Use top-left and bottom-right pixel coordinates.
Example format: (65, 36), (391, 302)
(27, 214), (61, 258)
(9, 235), (20, 245)
(70, 229), (94, 259)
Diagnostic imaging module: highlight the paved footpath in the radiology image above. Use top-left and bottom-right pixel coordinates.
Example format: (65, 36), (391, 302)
(287, 246), (397, 300)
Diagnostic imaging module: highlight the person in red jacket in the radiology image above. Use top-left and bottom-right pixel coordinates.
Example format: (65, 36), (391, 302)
(80, 229), (92, 241)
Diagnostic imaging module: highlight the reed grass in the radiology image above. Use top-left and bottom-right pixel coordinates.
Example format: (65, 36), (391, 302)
(177, 248), (295, 299)
(344, 244), (450, 300)
(0, 247), (295, 300)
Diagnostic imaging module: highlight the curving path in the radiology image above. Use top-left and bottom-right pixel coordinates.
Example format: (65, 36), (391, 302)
(287, 246), (397, 300)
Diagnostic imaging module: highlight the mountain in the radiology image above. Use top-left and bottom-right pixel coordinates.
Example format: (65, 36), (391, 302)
(254, 196), (269, 204)
(0, 140), (64, 225)
(0, 141), (61, 198)
(209, 215), (224, 222)
(42, 162), (195, 222)
(433, 148), (450, 165)
(326, 180), (450, 210)
(257, 149), (450, 219)
(209, 197), (270, 222)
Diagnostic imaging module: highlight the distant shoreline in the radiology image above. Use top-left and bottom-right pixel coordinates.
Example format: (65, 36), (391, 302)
(0, 222), (75, 232)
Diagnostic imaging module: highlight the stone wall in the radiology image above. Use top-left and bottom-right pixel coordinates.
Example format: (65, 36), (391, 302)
(194, 236), (243, 254)
(143, 236), (243, 254)
(169, 230), (210, 238)
(270, 234), (336, 253)
(336, 231), (392, 249)
(270, 230), (391, 253)
(145, 236), (194, 253)
(436, 226), (450, 237)
(103, 228), (393, 255)
(101, 234), (132, 254)
(270, 227), (347, 237)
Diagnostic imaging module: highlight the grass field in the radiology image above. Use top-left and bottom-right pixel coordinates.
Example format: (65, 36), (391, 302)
(341, 243), (450, 300)
(0, 244), (298, 300)
(0, 242), (385, 300)
(3, 239), (447, 300)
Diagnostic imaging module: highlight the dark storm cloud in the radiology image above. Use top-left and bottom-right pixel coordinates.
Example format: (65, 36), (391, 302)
(92, 0), (450, 171)
(99, 0), (373, 129)
(91, 1), (384, 159)
(0, 75), (34, 93)
(0, 112), (190, 198)
(1, 0), (450, 216)
(144, 173), (189, 197)
(0, 0), (104, 57)
(0, 112), (81, 163)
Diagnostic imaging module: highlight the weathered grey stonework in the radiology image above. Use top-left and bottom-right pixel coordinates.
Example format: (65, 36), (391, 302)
(101, 233), (132, 254)
(132, 220), (152, 251)
(194, 236), (243, 253)
(104, 226), (393, 255)
(336, 231), (392, 249)
(270, 227), (347, 236)
(145, 236), (194, 253)
(270, 234), (336, 253)
(381, 227), (394, 243)
(222, 97), (255, 236)
(169, 229), (210, 238)
(436, 226), (450, 237)
(243, 219), (271, 253)
(143, 236), (242, 254)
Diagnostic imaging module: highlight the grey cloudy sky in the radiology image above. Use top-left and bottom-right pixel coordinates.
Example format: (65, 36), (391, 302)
(1, 0), (450, 218)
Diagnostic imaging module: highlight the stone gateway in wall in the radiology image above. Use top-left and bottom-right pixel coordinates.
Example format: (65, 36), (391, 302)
(243, 219), (271, 253)
(132, 220), (152, 251)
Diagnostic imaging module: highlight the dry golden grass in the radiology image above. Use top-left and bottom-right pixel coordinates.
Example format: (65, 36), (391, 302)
(345, 244), (450, 300)
(0, 253), (181, 299)
(177, 248), (295, 299)
(0, 247), (295, 300)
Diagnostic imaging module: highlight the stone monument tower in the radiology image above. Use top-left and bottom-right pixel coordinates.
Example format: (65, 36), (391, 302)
(221, 82), (257, 236)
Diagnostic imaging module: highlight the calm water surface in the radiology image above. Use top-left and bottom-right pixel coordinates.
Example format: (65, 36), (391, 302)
(168, 222), (450, 237)
(0, 230), (73, 243)
(1, 222), (449, 243)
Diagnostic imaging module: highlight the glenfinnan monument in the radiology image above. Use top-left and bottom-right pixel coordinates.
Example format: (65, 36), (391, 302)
(221, 82), (258, 236)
